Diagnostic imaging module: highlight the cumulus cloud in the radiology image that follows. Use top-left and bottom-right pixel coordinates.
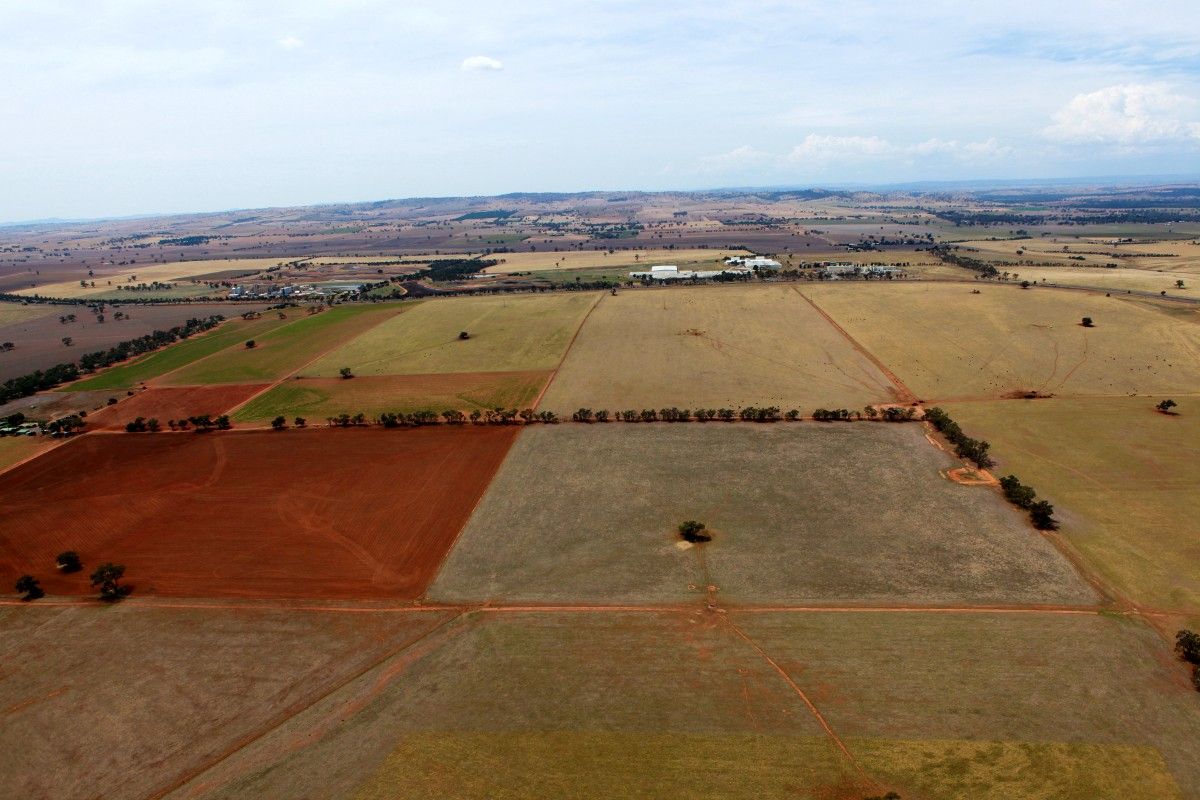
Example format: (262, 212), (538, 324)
(461, 55), (503, 71)
(276, 35), (304, 51)
(1043, 83), (1200, 144)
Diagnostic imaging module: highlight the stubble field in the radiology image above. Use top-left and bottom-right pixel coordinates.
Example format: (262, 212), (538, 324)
(802, 283), (1200, 400)
(539, 284), (900, 412)
(429, 423), (1095, 606)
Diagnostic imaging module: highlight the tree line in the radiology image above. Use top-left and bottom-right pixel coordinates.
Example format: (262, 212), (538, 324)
(922, 407), (993, 468)
(247, 405), (926, 430)
(0, 315), (224, 405)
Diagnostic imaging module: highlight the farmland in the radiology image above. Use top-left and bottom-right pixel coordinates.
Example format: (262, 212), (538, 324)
(305, 293), (596, 377)
(802, 282), (1200, 400)
(233, 371), (551, 422)
(0, 427), (517, 599)
(482, 247), (751, 273)
(86, 384), (271, 429)
(160, 304), (403, 385)
(11, 258), (291, 299)
(0, 302), (263, 381)
(539, 284), (899, 412)
(947, 397), (1200, 614)
(0, 604), (454, 800)
(5, 185), (1200, 800)
(429, 424), (1094, 606)
(151, 611), (1200, 800)
(63, 313), (293, 391)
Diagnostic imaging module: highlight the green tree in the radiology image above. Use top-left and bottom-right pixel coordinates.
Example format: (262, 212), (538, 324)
(1028, 500), (1057, 530)
(1156, 399), (1178, 414)
(245, 339), (256, 349)
(678, 520), (712, 543)
(294, 417), (307, 428)
(339, 366), (354, 379)
(90, 562), (131, 601)
(1176, 630), (1200, 665)
(15, 575), (43, 601)
(271, 416), (287, 430)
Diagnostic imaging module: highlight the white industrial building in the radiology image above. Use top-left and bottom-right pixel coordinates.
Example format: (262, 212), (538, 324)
(724, 255), (781, 270)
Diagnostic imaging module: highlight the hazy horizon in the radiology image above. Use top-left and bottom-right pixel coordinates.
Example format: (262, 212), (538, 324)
(5, 1), (1200, 221)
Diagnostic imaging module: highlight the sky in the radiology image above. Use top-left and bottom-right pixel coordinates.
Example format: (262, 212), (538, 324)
(3, 0), (1200, 220)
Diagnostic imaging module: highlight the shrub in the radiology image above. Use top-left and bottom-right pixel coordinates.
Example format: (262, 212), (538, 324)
(15, 575), (43, 601)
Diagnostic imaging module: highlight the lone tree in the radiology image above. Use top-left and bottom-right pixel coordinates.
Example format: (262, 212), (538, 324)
(678, 520), (712, 543)
(15, 575), (43, 601)
(1081, 317), (1094, 327)
(61, 336), (73, 347)
(339, 366), (354, 379)
(90, 562), (131, 601)
(245, 339), (256, 349)
(56, 551), (82, 573)
(458, 330), (470, 340)
(271, 416), (287, 430)
(1156, 399), (1178, 414)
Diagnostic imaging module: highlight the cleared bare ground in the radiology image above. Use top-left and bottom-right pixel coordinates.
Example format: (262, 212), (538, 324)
(428, 424), (1096, 606)
(539, 284), (899, 412)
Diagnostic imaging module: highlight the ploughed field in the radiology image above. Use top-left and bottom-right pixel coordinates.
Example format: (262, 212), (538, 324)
(0, 427), (516, 599)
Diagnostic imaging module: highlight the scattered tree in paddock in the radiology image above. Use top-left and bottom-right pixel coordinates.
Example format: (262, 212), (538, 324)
(339, 366), (354, 379)
(245, 339), (256, 349)
(56, 551), (82, 573)
(458, 330), (470, 340)
(1081, 317), (1094, 327)
(271, 416), (287, 430)
(90, 562), (131, 601)
(678, 520), (712, 543)
(1176, 630), (1200, 692)
(294, 417), (307, 428)
(61, 336), (73, 347)
(1156, 399), (1178, 414)
(15, 575), (43, 601)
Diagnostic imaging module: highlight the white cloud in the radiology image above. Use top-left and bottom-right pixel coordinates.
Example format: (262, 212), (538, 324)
(276, 35), (304, 51)
(1043, 83), (1200, 144)
(461, 55), (503, 71)
(781, 135), (1009, 165)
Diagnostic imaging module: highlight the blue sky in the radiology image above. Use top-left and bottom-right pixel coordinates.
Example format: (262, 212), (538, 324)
(3, 0), (1200, 220)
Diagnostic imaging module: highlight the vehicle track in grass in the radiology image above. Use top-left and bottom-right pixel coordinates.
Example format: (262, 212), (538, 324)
(530, 290), (604, 410)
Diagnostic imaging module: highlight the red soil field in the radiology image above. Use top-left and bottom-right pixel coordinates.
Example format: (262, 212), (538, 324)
(0, 427), (518, 599)
(84, 384), (270, 430)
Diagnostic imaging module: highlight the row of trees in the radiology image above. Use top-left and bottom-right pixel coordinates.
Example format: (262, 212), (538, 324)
(998, 475), (1058, 530)
(126, 414), (231, 432)
(263, 405), (928, 429)
(14, 551), (129, 602)
(922, 407), (993, 468)
(0, 315), (225, 405)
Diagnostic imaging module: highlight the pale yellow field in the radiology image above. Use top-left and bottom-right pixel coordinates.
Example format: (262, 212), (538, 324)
(948, 397), (1200, 613)
(539, 284), (898, 411)
(305, 292), (598, 376)
(15, 258), (289, 299)
(0, 302), (51, 327)
(483, 247), (752, 274)
(804, 282), (1200, 400)
(961, 237), (1200, 276)
(999, 265), (1196, 295)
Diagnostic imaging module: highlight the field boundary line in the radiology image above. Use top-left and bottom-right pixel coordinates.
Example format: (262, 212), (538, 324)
(0, 435), (77, 478)
(792, 286), (917, 404)
(530, 290), (604, 410)
(144, 608), (470, 800)
(221, 305), (405, 418)
(723, 616), (880, 790)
